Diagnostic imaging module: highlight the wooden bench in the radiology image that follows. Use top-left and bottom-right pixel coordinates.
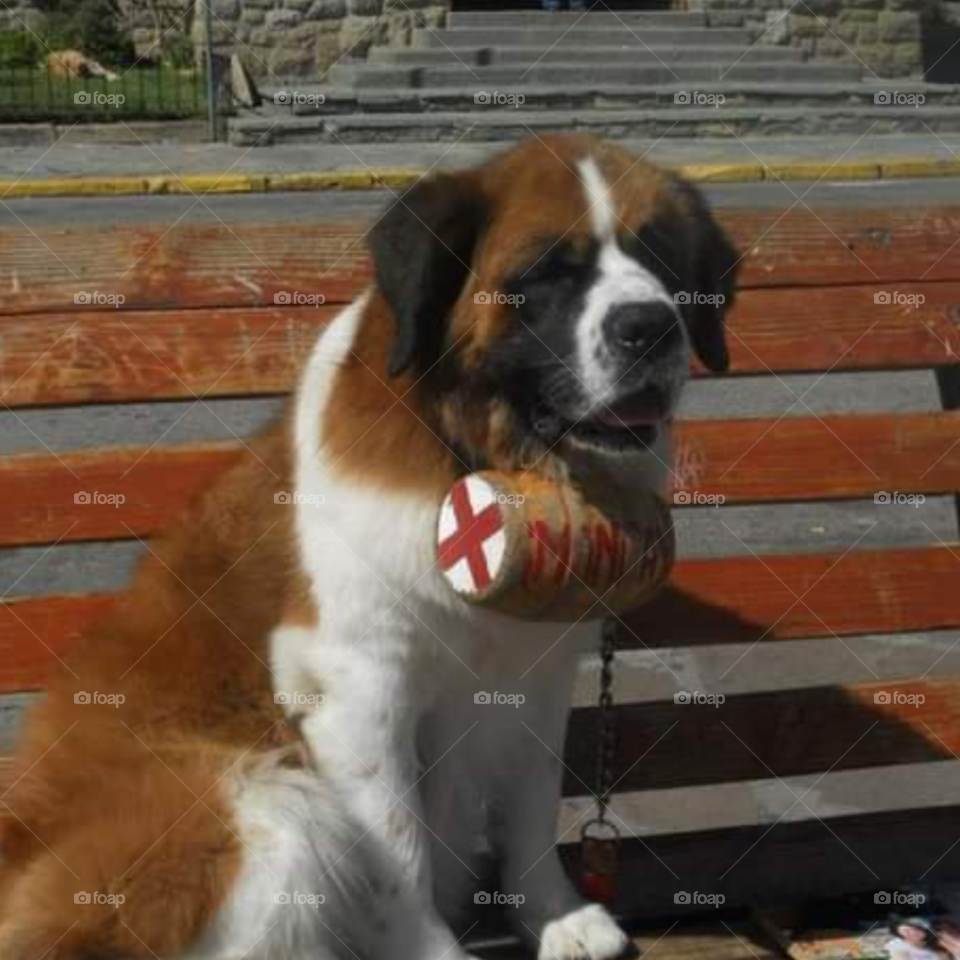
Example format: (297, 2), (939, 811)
(3, 197), (960, 926)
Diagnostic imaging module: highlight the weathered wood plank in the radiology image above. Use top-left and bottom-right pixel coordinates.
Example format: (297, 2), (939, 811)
(625, 545), (960, 646)
(3, 209), (960, 313)
(0, 308), (329, 407)
(2, 411), (958, 547)
(5, 545), (960, 690)
(0, 443), (245, 547)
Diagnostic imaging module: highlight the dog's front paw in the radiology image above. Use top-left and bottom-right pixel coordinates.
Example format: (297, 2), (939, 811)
(538, 904), (632, 960)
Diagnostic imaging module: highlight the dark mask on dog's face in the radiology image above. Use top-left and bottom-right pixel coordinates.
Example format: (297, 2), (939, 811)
(367, 136), (739, 468)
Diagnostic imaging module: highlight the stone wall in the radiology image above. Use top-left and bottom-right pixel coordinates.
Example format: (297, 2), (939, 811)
(689, 0), (927, 78)
(190, 0), (448, 80)
(0, 0), (44, 33)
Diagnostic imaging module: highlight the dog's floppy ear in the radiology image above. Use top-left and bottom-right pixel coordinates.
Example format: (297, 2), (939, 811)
(368, 172), (488, 379)
(668, 175), (739, 373)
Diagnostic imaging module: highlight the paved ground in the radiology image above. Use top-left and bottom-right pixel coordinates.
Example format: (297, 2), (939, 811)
(2, 175), (958, 227)
(1, 130), (960, 182)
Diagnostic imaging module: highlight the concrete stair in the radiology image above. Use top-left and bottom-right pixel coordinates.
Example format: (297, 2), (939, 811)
(366, 46), (808, 66)
(229, 10), (960, 145)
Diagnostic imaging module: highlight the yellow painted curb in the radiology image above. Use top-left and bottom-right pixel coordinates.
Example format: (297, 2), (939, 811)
(761, 161), (881, 182)
(0, 157), (958, 199)
(879, 158), (960, 179)
(676, 163), (764, 183)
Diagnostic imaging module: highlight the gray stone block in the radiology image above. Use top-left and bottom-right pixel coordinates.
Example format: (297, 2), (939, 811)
(304, 0), (347, 18)
(265, 6), (302, 26)
(877, 9), (920, 39)
(348, 0), (383, 16)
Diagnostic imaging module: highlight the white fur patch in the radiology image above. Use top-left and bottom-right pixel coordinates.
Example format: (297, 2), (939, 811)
(577, 157), (616, 241)
(197, 765), (389, 960)
(573, 155), (686, 413)
(539, 904), (631, 960)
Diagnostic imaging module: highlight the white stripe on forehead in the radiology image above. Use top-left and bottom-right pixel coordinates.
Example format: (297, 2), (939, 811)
(576, 156), (616, 240)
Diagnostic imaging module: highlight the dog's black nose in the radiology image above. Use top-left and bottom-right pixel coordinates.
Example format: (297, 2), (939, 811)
(604, 302), (680, 357)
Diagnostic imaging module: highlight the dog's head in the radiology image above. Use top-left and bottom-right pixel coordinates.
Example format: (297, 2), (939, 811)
(367, 134), (738, 475)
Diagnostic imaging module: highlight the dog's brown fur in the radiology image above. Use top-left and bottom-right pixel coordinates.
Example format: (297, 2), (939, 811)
(0, 420), (306, 958)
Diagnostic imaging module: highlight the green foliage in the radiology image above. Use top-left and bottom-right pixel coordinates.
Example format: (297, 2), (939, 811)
(41, 0), (136, 66)
(161, 32), (194, 68)
(0, 30), (42, 69)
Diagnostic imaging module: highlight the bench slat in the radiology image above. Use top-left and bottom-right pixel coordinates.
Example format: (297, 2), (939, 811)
(1, 413), (957, 547)
(0, 289), (957, 407)
(4, 545), (960, 691)
(625, 545), (960, 646)
(3, 209), (960, 314)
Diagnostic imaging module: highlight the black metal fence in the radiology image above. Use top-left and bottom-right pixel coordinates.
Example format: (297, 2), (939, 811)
(0, 61), (210, 122)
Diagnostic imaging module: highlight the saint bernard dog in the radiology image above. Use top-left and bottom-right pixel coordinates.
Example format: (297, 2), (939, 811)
(0, 133), (737, 960)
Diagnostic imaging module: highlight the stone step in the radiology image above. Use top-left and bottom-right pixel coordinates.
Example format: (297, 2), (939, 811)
(445, 10), (711, 27)
(325, 61), (863, 88)
(367, 44), (806, 66)
(230, 104), (960, 146)
(410, 26), (754, 47)
(267, 81), (952, 115)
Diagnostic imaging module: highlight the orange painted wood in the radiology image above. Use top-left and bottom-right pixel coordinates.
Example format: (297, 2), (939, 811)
(0, 221), (360, 315)
(2, 411), (956, 547)
(623, 545), (960, 647)
(0, 307), (329, 406)
(722, 283), (960, 374)
(670, 411), (960, 504)
(4, 209), (960, 313)
(4, 545), (960, 692)
(0, 593), (115, 692)
(2, 287), (958, 407)
(0, 443), (245, 547)
(723, 207), (960, 287)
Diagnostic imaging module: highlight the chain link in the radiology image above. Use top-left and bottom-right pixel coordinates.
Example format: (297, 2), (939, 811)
(594, 617), (618, 823)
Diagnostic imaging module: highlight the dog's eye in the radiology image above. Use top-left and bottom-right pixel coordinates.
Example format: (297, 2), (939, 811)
(619, 226), (682, 288)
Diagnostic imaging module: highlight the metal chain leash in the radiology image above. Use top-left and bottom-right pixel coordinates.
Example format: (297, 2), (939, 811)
(580, 617), (621, 905)
(595, 616), (618, 823)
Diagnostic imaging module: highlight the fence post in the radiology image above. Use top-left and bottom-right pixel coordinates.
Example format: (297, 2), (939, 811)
(204, 0), (217, 141)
